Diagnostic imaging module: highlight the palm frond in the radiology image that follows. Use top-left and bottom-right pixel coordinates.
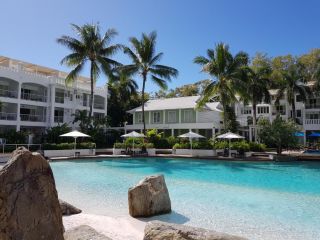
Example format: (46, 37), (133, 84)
(151, 75), (168, 90)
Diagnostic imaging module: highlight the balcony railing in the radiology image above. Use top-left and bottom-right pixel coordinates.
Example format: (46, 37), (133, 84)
(54, 116), (64, 123)
(0, 112), (17, 120)
(20, 114), (46, 122)
(21, 92), (47, 102)
(55, 96), (64, 103)
(0, 89), (18, 98)
(305, 119), (320, 125)
(94, 103), (105, 109)
(305, 104), (320, 109)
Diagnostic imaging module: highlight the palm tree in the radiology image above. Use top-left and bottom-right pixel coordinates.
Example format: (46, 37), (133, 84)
(107, 70), (139, 127)
(244, 65), (271, 127)
(121, 31), (178, 134)
(57, 23), (121, 118)
(275, 64), (310, 121)
(194, 43), (248, 130)
(109, 69), (139, 100)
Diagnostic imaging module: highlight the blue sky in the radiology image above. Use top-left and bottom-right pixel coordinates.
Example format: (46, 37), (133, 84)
(0, 0), (319, 93)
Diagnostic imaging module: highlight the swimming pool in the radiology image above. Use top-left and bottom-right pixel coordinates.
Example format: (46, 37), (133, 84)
(51, 158), (320, 240)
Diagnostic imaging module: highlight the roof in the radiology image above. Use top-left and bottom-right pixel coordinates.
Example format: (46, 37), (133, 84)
(0, 55), (91, 84)
(127, 96), (222, 113)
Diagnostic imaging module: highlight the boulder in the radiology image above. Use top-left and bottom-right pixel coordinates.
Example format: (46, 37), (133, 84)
(64, 225), (112, 240)
(59, 199), (82, 216)
(128, 174), (171, 217)
(143, 221), (248, 240)
(0, 147), (64, 240)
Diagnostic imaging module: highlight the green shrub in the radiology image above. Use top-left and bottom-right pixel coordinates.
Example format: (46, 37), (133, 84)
(43, 142), (95, 150)
(249, 142), (266, 152)
(232, 141), (250, 152)
(212, 140), (229, 149)
(113, 142), (154, 149)
(173, 142), (190, 149)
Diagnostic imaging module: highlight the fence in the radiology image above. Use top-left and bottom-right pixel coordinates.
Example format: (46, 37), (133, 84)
(0, 144), (42, 154)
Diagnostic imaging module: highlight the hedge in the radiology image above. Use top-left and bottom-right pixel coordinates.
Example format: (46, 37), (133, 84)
(43, 142), (96, 150)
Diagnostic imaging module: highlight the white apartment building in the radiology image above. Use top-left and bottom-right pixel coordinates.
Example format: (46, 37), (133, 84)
(0, 56), (108, 137)
(236, 89), (320, 143)
(126, 91), (320, 143)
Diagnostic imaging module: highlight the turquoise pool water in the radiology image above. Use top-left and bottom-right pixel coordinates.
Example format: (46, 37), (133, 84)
(51, 158), (320, 240)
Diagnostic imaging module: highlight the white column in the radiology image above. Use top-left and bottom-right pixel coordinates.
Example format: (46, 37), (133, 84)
(195, 110), (198, 122)
(171, 129), (174, 136)
(148, 112), (151, 125)
(16, 82), (22, 131)
(50, 85), (55, 127)
(179, 109), (182, 123)
(163, 110), (166, 124)
(212, 127), (215, 138)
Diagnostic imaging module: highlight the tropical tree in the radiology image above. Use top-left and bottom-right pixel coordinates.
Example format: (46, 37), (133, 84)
(258, 116), (299, 154)
(275, 63), (310, 120)
(121, 31), (178, 134)
(194, 43), (248, 130)
(107, 70), (139, 127)
(57, 23), (121, 118)
(243, 55), (272, 128)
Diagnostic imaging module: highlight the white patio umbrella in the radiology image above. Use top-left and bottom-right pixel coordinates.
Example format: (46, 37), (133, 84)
(178, 131), (205, 151)
(60, 130), (90, 156)
(121, 131), (145, 152)
(216, 132), (244, 158)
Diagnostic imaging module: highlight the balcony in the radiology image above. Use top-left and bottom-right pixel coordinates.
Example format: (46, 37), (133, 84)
(20, 114), (46, 122)
(55, 96), (64, 103)
(54, 116), (64, 123)
(0, 112), (17, 120)
(94, 102), (105, 110)
(0, 89), (18, 98)
(305, 119), (320, 125)
(21, 92), (47, 102)
(305, 104), (320, 109)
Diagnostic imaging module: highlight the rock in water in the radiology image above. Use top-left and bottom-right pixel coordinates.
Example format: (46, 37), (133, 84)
(0, 147), (64, 240)
(59, 199), (82, 216)
(143, 221), (249, 240)
(64, 225), (112, 240)
(128, 175), (171, 217)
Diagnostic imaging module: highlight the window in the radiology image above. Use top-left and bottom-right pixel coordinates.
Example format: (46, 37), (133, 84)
(296, 95), (302, 102)
(241, 107), (252, 115)
(296, 110), (302, 118)
(168, 111), (177, 123)
(152, 111), (161, 123)
(136, 112), (143, 123)
(276, 105), (286, 115)
(257, 106), (269, 114)
(183, 110), (193, 122)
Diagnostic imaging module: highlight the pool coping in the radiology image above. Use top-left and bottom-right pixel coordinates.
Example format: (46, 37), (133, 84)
(48, 154), (318, 162)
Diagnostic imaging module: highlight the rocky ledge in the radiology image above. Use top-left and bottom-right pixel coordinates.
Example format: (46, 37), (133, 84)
(143, 221), (248, 240)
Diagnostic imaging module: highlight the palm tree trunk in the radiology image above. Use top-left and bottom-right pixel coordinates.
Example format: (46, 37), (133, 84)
(252, 101), (257, 142)
(291, 99), (296, 121)
(222, 103), (227, 131)
(89, 63), (94, 119)
(142, 73), (147, 134)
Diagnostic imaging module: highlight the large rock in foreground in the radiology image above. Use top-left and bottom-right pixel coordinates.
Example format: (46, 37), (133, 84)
(64, 225), (112, 240)
(143, 221), (248, 240)
(0, 147), (64, 240)
(59, 199), (82, 216)
(128, 175), (171, 217)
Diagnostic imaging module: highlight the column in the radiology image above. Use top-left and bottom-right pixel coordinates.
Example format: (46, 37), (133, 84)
(179, 109), (182, 123)
(50, 85), (55, 127)
(16, 82), (22, 132)
(163, 110), (166, 124)
(212, 127), (215, 138)
(171, 129), (174, 136)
